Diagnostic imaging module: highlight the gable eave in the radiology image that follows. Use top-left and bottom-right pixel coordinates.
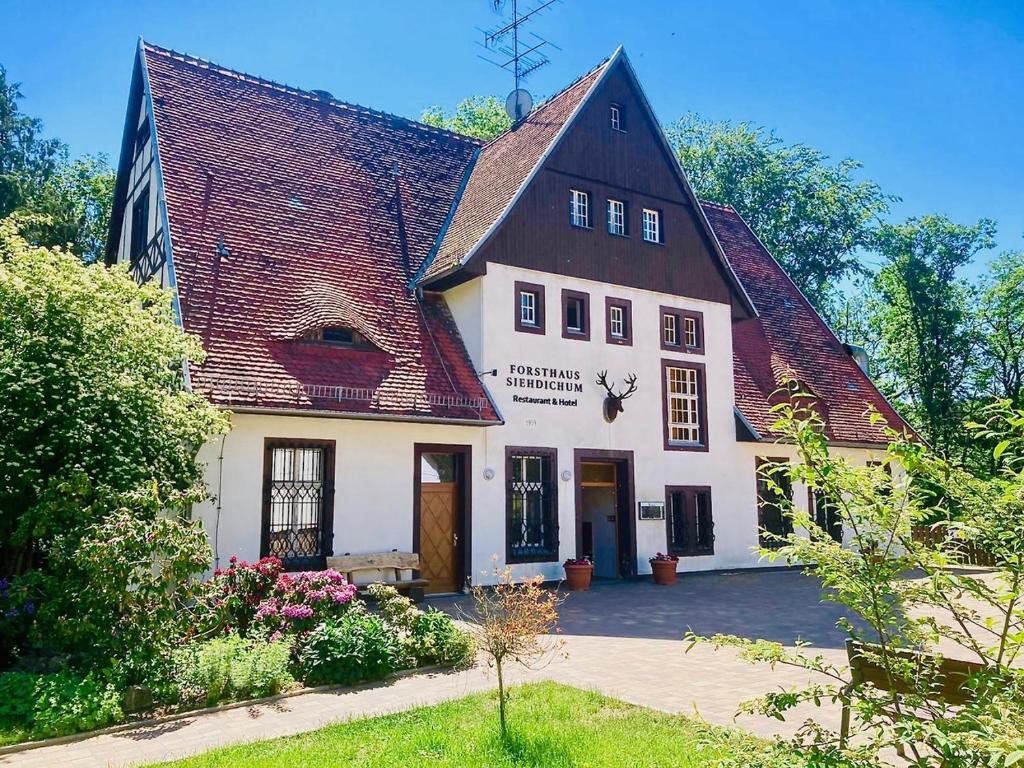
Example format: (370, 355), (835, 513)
(417, 47), (623, 289)
(105, 38), (147, 265)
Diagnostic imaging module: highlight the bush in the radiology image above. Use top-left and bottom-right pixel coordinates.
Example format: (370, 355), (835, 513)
(409, 609), (474, 666)
(297, 613), (402, 687)
(200, 557), (359, 638)
(0, 668), (123, 738)
(173, 634), (295, 707)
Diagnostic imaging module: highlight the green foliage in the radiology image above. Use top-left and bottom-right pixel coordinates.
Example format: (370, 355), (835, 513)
(172, 634), (295, 707)
(0, 668), (123, 739)
(297, 613), (402, 687)
(690, 396), (1024, 767)
(365, 583), (473, 666)
(420, 96), (511, 141)
(868, 215), (996, 459)
(28, 493), (212, 683)
(667, 113), (893, 317)
(0, 65), (114, 262)
(976, 252), (1024, 407)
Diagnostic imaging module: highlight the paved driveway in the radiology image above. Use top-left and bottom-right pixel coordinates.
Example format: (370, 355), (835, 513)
(3, 568), (852, 767)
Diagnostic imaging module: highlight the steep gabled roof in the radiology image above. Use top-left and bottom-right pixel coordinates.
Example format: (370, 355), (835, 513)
(702, 201), (912, 445)
(416, 57), (612, 285)
(126, 42), (499, 423)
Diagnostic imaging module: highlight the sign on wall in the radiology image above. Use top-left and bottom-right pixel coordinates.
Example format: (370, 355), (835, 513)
(505, 364), (582, 407)
(638, 501), (665, 520)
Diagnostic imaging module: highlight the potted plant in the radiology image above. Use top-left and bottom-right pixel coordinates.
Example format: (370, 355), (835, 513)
(562, 557), (593, 591)
(649, 552), (679, 585)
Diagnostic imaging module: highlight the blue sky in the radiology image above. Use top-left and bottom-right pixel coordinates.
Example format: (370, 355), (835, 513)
(3, 0), (1022, 275)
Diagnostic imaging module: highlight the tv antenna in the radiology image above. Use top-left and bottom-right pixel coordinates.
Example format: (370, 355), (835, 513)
(478, 0), (562, 121)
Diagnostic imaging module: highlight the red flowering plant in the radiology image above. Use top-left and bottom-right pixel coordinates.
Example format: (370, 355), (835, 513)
(198, 556), (359, 639)
(649, 552), (679, 562)
(562, 557), (592, 567)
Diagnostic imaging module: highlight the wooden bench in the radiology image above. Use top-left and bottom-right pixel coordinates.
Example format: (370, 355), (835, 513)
(840, 639), (988, 754)
(326, 551), (429, 603)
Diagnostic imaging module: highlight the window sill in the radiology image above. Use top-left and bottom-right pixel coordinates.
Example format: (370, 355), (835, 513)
(665, 440), (708, 453)
(570, 223), (593, 231)
(607, 231), (629, 238)
(507, 554), (560, 565)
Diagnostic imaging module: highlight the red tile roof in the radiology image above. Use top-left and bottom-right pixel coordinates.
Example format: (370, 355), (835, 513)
(142, 43), (499, 422)
(419, 59), (611, 283)
(701, 202), (912, 445)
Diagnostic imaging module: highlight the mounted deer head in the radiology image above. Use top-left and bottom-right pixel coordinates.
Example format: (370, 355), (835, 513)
(596, 370), (638, 423)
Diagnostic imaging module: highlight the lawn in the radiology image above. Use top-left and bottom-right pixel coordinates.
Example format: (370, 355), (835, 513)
(149, 682), (780, 767)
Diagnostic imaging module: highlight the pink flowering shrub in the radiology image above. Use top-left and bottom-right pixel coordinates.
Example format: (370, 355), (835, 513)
(200, 556), (359, 638)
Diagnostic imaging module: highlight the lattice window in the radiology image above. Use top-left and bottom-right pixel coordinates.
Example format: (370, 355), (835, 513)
(610, 305), (625, 338)
(642, 208), (661, 242)
(610, 104), (622, 131)
(663, 312), (678, 346)
(507, 451), (558, 562)
(607, 199), (626, 236)
(684, 316), (699, 348)
(263, 442), (334, 568)
(666, 366), (701, 444)
(569, 189), (590, 228)
(520, 290), (537, 326)
(130, 188), (150, 264)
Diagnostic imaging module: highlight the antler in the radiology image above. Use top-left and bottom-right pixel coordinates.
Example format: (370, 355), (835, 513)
(619, 373), (639, 400)
(596, 370), (614, 395)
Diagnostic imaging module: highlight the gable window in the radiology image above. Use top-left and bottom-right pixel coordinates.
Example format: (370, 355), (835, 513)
(130, 188), (150, 263)
(561, 289), (590, 341)
(757, 458), (794, 548)
(606, 199), (627, 236)
(514, 281), (545, 335)
(660, 307), (704, 354)
(506, 447), (558, 563)
(810, 488), (843, 543)
(262, 439), (335, 569)
(605, 296), (632, 345)
(666, 486), (714, 556)
(569, 189), (590, 228)
(610, 103), (624, 131)
(662, 360), (707, 450)
(642, 208), (662, 243)
(134, 116), (151, 158)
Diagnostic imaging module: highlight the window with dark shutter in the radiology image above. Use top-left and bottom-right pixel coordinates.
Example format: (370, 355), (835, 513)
(757, 458), (794, 548)
(506, 447), (558, 563)
(666, 486), (714, 556)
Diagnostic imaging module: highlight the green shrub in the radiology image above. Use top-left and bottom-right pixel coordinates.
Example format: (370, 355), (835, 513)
(365, 583), (418, 631)
(0, 668), (123, 739)
(298, 614), (402, 687)
(409, 609), (474, 666)
(173, 634), (295, 707)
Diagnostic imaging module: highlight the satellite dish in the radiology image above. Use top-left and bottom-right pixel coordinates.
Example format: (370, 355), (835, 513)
(505, 89), (533, 122)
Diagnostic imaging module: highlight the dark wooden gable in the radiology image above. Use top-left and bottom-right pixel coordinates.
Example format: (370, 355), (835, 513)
(474, 59), (744, 313)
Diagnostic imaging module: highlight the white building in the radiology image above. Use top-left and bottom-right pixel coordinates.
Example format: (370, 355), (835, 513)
(107, 41), (910, 591)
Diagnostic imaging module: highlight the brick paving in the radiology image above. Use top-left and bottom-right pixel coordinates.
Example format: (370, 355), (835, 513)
(1, 569), (856, 768)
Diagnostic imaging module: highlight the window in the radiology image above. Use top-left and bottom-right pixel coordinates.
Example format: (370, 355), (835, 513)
(130, 188), (150, 263)
(609, 103), (623, 131)
(606, 199), (626, 236)
(660, 307), (704, 353)
(514, 281), (545, 335)
(666, 486), (714, 556)
(506, 448), (558, 563)
(134, 116), (150, 157)
(321, 327), (355, 344)
(561, 289), (590, 340)
(262, 440), (335, 569)
(663, 364), (704, 448)
(569, 189), (590, 228)
(810, 488), (843, 543)
(605, 297), (632, 345)
(757, 458), (794, 548)
(642, 208), (661, 243)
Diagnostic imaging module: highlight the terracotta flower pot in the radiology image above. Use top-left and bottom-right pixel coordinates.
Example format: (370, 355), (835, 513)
(564, 563), (593, 591)
(650, 559), (678, 585)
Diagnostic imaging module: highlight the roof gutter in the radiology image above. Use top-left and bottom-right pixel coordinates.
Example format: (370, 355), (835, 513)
(227, 404), (504, 427)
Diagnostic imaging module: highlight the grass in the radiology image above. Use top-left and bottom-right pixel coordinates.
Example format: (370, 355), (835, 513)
(148, 682), (779, 767)
(0, 719), (29, 748)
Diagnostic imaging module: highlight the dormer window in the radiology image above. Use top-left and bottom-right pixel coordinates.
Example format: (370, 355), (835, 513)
(313, 326), (369, 347)
(610, 104), (624, 131)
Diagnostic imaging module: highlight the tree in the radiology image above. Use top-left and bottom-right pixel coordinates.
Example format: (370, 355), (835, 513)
(421, 95), (511, 141)
(667, 114), (893, 317)
(0, 216), (228, 576)
(868, 216), (995, 459)
(0, 63), (114, 263)
(975, 252), (1024, 407)
(690, 398), (1024, 767)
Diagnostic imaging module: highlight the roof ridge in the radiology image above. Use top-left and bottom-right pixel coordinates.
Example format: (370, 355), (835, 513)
(478, 52), (615, 149)
(141, 41), (484, 146)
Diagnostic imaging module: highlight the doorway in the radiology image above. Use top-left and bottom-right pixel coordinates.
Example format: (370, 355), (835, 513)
(574, 450), (636, 578)
(413, 444), (471, 594)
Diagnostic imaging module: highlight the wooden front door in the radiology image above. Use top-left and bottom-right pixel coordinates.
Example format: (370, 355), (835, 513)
(418, 452), (461, 594)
